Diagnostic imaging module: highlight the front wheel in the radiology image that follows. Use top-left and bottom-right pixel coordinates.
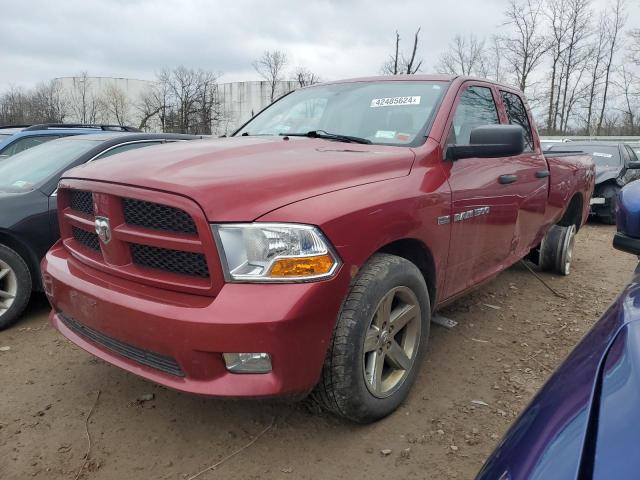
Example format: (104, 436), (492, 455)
(0, 244), (32, 330)
(313, 253), (430, 423)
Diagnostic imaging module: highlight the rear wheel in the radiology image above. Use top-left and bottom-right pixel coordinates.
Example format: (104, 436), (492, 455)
(313, 253), (430, 423)
(539, 224), (576, 276)
(0, 244), (32, 330)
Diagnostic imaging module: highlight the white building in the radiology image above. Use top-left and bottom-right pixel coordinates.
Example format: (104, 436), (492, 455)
(214, 80), (299, 136)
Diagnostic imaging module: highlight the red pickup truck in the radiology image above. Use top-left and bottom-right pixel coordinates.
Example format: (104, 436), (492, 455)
(42, 75), (594, 423)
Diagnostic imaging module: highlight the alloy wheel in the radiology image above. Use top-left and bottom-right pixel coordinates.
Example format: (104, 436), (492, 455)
(362, 286), (421, 398)
(0, 259), (17, 316)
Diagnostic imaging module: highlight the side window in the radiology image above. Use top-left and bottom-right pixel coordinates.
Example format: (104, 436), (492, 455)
(447, 86), (500, 145)
(621, 145), (631, 164)
(500, 91), (534, 152)
(94, 141), (162, 160)
(2, 135), (59, 156)
(624, 145), (637, 162)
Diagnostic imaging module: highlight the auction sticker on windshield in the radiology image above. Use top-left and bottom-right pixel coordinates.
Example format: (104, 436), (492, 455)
(370, 96), (421, 108)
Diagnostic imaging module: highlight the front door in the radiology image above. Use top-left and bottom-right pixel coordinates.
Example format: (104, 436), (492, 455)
(441, 83), (522, 299)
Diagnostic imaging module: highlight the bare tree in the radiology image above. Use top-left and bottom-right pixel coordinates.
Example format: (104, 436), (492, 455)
(294, 67), (321, 87)
(501, 0), (549, 92)
(485, 37), (508, 83)
(615, 65), (639, 134)
(32, 80), (68, 123)
(381, 28), (423, 75)
(584, 13), (608, 134)
(136, 79), (171, 131)
(596, 0), (627, 135)
(0, 87), (29, 125)
(382, 31), (401, 75)
(437, 34), (487, 76)
(545, 0), (569, 131)
(555, 0), (591, 132)
(103, 82), (130, 126)
(630, 29), (640, 65)
(135, 67), (223, 134)
(404, 28), (422, 74)
(67, 72), (104, 124)
(252, 50), (288, 102)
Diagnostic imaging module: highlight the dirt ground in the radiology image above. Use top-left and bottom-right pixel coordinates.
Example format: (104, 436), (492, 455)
(0, 223), (634, 480)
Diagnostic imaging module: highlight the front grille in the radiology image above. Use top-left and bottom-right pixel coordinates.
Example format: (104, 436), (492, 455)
(60, 314), (184, 377)
(72, 227), (100, 251)
(131, 244), (209, 278)
(123, 198), (197, 235)
(70, 190), (94, 215)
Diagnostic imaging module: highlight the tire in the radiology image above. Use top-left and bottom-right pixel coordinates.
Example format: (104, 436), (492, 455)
(599, 185), (619, 225)
(539, 224), (576, 276)
(0, 244), (32, 330)
(312, 253), (431, 423)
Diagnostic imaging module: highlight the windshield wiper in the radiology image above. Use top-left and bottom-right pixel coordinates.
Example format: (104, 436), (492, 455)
(280, 130), (371, 144)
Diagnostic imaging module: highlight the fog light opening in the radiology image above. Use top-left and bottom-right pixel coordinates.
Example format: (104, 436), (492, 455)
(223, 353), (272, 373)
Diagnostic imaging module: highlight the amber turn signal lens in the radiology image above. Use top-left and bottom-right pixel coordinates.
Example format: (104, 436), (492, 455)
(268, 254), (335, 278)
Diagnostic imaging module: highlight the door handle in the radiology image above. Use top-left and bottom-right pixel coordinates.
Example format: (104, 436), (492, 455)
(498, 174), (518, 184)
(535, 170), (550, 178)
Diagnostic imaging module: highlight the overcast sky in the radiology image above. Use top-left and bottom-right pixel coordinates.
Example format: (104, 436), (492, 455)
(0, 0), (637, 90)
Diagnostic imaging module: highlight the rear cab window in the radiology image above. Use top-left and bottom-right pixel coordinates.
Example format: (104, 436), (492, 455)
(500, 91), (534, 152)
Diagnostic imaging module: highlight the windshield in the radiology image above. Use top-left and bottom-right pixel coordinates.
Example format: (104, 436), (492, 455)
(235, 81), (448, 146)
(0, 138), (98, 192)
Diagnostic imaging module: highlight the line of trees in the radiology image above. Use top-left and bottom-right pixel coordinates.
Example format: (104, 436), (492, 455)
(0, 69), (226, 135)
(385, 0), (640, 136)
(0, 53), (321, 134)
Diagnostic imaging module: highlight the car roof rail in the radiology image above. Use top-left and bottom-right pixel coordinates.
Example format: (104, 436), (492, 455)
(23, 123), (141, 132)
(0, 124), (32, 130)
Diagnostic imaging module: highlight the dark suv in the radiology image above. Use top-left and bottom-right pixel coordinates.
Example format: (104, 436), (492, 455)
(0, 132), (202, 329)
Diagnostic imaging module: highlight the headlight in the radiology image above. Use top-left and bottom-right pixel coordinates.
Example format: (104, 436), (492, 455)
(212, 223), (340, 282)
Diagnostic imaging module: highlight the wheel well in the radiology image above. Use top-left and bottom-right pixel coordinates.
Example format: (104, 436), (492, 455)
(0, 231), (41, 290)
(378, 239), (437, 309)
(557, 193), (584, 231)
(596, 180), (619, 195)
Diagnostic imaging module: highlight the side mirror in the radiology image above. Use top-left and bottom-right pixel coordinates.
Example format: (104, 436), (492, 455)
(613, 182), (640, 255)
(446, 125), (525, 161)
(627, 161), (640, 169)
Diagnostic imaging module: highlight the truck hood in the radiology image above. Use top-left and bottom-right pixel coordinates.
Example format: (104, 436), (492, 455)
(64, 136), (415, 221)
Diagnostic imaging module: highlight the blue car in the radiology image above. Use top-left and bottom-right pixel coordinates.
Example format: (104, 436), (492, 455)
(477, 180), (640, 479)
(0, 123), (139, 159)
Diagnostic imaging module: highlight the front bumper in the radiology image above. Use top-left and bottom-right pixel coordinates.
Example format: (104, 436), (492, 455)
(42, 241), (350, 398)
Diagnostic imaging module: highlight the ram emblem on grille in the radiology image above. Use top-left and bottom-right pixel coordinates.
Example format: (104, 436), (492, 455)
(94, 216), (112, 244)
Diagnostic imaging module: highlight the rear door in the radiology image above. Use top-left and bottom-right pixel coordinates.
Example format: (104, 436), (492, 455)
(498, 89), (549, 252)
(441, 83), (522, 298)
